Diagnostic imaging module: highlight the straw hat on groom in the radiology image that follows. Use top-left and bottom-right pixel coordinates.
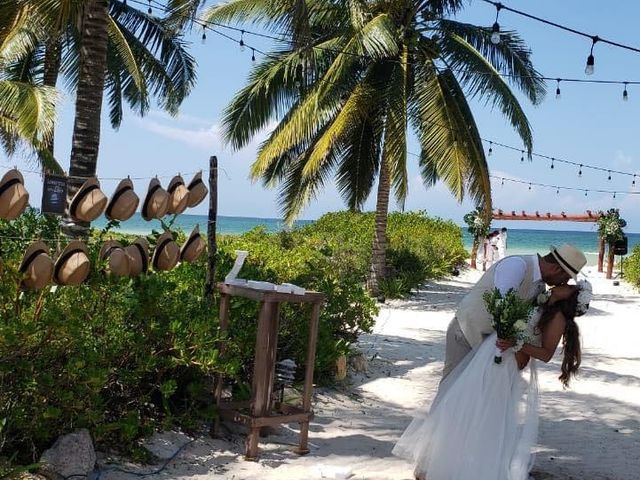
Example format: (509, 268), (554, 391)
(442, 244), (587, 379)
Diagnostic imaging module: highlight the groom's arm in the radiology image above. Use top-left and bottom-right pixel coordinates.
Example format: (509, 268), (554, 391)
(493, 257), (527, 294)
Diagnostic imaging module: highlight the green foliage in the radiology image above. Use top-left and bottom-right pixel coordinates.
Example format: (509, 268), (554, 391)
(463, 207), (490, 241)
(0, 209), (382, 462)
(624, 244), (640, 290)
(597, 208), (627, 244)
(301, 210), (467, 297)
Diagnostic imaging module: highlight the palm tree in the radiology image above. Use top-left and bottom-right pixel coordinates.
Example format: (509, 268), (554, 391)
(0, 2), (57, 158)
(205, 0), (545, 294)
(0, 0), (199, 231)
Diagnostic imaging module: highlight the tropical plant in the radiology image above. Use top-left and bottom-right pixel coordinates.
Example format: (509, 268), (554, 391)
(0, 0), (198, 213)
(463, 206), (490, 268)
(0, 3), (58, 159)
(205, 0), (545, 294)
(597, 208), (627, 278)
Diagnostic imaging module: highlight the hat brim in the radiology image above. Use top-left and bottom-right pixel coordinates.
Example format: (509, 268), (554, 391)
(106, 178), (139, 221)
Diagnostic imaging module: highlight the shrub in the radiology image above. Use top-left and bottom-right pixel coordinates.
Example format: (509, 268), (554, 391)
(624, 244), (640, 289)
(0, 210), (377, 463)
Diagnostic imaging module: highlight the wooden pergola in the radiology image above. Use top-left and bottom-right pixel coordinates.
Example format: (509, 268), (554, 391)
(479, 209), (615, 277)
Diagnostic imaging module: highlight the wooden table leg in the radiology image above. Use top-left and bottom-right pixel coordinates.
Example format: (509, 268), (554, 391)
(212, 293), (231, 436)
(296, 302), (322, 455)
(246, 301), (279, 460)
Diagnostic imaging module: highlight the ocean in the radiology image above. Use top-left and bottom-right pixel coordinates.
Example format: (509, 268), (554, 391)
(94, 214), (640, 266)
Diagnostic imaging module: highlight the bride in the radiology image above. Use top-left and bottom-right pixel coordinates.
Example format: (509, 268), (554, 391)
(393, 280), (592, 480)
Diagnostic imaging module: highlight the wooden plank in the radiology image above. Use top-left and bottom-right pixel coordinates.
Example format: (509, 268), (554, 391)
(492, 210), (600, 222)
(217, 282), (325, 304)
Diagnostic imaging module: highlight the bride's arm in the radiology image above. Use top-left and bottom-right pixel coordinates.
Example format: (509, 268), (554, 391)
(519, 312), (566, 363)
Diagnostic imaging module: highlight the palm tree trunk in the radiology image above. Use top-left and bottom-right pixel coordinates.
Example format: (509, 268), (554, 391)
(41, 34), (61, 172)
(597, 236), (605, 273)
(64, 0), (110, 236)
(606, 242), (615, 279)
(470, 239), (478, 269)
(368, 157), (391, 297)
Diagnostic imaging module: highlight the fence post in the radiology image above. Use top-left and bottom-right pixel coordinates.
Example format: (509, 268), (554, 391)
(205, 155), (218, 306)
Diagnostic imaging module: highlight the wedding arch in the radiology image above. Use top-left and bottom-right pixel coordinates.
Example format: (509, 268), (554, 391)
(487, 209), (614, 277)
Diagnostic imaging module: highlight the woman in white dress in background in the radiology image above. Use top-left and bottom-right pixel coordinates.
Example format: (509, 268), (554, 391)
(393, 281), (592, 480)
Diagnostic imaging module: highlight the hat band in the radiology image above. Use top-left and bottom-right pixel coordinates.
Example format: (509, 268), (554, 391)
(554, 249), (579, 275)
(168, 181), (184, 194)
(188, 178), (203, 190)
(20, 249), (46, 272)
(181, 233), (201, 259)
(142, 184), (161, 218)
(153, 237), (173, 269)
(54, 248), (86, 282)
(106, 185), (133, 217)
(134, 242), (148, 273)
(102, 245), (122, 260)
(70, 183), (100, 217)
(0, 178), (21, 197)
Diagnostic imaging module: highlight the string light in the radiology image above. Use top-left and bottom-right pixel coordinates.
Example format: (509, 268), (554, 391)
(623, 82), (629, 101)
(501, 178), (505, 186)
(578, 164), (583, 177)
(585, 36), (598, 75)
(490, 3), (503, 45)
(608, 170), (612, 181)
(613, 192), (617, 199)
(147, 0), (152, 14)
(528, 183), (532, 191)
(201, 25), (206, 44)
(488, 141), (493, 156)
(585, 190), (588, 197)
(251, 48), (256, 62)
(555, 79), (561, 100)
(239, 30), (245, 51)
(490, 174), (640, 197)
(633, 175), (637, 187)
(550, 158), (555, 169)
(556, 187), (560, 194)
(520, 150), (525, 162)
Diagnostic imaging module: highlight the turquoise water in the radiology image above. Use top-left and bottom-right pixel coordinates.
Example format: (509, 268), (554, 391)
(94, 214), (639, 265)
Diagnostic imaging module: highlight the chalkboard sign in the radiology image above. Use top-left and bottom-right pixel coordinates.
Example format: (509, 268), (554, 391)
(41, 174), (68, 215)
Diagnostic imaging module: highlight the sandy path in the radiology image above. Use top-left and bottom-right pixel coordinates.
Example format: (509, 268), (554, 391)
(104, 267), (640, 480)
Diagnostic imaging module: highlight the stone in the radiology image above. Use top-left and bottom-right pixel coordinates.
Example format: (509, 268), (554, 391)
(39, 429), (96, 479)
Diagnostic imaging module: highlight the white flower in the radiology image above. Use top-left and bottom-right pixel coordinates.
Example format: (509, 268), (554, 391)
(536, 291), (551, 305)
(576, 279), (593, 316)
(513, 319), (527, 332)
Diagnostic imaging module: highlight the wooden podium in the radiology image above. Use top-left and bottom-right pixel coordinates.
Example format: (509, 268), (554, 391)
(214, 282), (325, 460)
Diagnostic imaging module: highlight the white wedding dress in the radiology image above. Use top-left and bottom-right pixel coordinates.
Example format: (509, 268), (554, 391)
(393, 310), (542, 480)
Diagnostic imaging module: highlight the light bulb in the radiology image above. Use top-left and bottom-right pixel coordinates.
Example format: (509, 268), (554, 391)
(251, 49), (256, 62)
(585, 54), (595, 75)
(201, 32), (206, 44)
(555, 79), (561, 100)
(239, 31), (245, 52)
(520, 151), (524, 162)
(623, 86), (629, 101)
(550, 159), (555, 169)
(491, 22), (501, 44)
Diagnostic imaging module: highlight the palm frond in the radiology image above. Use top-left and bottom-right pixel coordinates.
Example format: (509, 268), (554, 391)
(438, 19), (546, 104)
(437, 32), (534, 152)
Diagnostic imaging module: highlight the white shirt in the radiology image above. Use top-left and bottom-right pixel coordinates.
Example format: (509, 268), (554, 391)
(494, 255), (543, 295)
(497, 232), (507, 258)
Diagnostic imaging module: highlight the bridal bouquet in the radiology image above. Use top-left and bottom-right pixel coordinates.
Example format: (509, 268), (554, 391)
(483, 288), (534, 364)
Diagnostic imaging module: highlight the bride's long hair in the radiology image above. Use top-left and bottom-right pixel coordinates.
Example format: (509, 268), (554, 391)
(537, 289), (582, 387)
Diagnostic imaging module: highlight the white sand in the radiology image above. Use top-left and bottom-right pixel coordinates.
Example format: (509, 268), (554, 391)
(104, 266), (640, 480)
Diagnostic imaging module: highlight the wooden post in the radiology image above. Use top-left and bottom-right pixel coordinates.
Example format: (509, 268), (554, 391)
(296, 302), (322, 455)
(470, 239), (478, 270)
(205, 155), (218, 306)
(598, 236), (605, 273)
(606, 242), (615, 279)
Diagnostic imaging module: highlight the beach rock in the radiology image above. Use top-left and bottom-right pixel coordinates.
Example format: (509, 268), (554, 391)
(350, 353), (368, 373)
(39, 429), (96, 479)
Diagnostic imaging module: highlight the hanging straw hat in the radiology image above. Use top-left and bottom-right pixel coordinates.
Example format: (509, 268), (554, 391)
(180, 225), (206, 263)
(105, 178), (139, 221)
(151, 231), (180, 271)
(69, 177), (108, 222)
(550, 244), (587, 280)
(124, 237), (149, 277)
(141, 178), (169, 221)
(19, 241), (54, 290)
(0, 169), (29, 220)
(167, 175), (189, 215)
(54, 241), (91, 286)
(100, 240), (130, 277)
(186, 171), (208, 208)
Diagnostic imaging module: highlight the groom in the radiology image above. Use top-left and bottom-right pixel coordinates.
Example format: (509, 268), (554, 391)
(442, 244), (587, 379)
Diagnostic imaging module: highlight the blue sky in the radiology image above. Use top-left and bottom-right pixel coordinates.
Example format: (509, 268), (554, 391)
(5, 0), (640, 232)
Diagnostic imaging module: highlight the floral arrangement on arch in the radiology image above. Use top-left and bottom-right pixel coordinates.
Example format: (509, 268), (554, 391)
(463, 207), (490, 242)
(597, 208), (627, 244)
